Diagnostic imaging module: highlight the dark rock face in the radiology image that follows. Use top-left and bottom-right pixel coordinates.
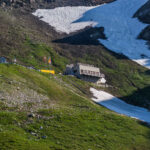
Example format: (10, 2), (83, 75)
(53, 27), (107, 45)
(134, 0), (150, 24)
(138, 26), (150, 41)
(134, 1), (150, 42)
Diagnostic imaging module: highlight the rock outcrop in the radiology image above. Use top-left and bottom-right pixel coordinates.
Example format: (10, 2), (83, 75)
(0, 0), (115, 10)
(134, 0), (150, 42)
(134, 0), (150, 24)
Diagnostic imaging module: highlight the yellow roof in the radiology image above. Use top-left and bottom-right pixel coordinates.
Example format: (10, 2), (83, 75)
(40, 70), (55, 74)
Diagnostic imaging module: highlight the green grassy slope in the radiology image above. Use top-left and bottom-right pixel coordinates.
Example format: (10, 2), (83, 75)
(0, 8), (150, 109)
(0, 64), (150, 150)
(74, 48), (150, 108)
(0, 3), (150, 150)
(0, 9), (68, 72)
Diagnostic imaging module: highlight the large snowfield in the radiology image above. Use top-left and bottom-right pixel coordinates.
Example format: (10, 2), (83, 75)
(33, 0), (150, 69)
(90, 88), (150, 123)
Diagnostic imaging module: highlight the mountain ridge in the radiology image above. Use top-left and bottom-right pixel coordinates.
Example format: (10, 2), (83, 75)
(0, 0), (116, 10)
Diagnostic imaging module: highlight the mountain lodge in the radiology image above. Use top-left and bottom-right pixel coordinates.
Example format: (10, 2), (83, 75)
(65, 63), (106, 85)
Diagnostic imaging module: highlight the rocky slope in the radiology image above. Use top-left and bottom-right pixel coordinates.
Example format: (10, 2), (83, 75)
(0, 0), (115, 10)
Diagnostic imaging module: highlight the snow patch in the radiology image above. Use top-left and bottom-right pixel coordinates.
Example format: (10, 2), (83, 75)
(33, 0), (150, 69)
(90, 88), (150, 123)
(32, 6), (97, 34)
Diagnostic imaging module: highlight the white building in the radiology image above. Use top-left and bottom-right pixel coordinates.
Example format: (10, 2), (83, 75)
(65, 63), (106, 85)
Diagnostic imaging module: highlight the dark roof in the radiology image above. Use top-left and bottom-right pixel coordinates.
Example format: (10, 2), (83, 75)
(0, 57), (7, 63)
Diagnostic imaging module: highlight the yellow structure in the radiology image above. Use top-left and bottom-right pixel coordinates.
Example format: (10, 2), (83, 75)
(40, 70), (55, 75)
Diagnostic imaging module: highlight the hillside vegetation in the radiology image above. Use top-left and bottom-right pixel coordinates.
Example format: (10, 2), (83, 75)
(0, 8), (150, 109)
(0, 64), (150, 150)
(0, 2), (150, 149)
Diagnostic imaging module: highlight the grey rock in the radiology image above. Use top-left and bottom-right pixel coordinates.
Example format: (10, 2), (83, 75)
(31, 132), (37, 136)
(28, 113), (35, 118)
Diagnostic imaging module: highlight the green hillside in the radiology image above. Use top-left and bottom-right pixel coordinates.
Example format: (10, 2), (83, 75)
(0, 3), (150, 150)
(0, 64), (150, 150)
(0, 8), (150, 109)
